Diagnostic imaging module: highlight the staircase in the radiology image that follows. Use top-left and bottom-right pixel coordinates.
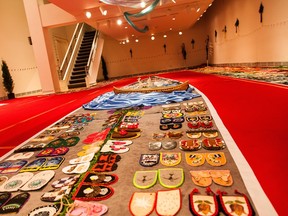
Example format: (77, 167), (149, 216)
(68, 31), (96, 89)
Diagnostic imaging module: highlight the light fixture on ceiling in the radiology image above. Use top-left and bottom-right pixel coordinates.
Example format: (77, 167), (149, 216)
(117, 19), (123, 25)
(163, 34), (167, 38)
(196, 6), (200, 12)
(99, 7), (107, 16)
(151, 35), (155, 40)
(140, 1), (146, 8)
(172, 0), (176, 3)
(179, 31), (183, 35)
(135, 39), (139, 42)
(85, 11), (92, 19)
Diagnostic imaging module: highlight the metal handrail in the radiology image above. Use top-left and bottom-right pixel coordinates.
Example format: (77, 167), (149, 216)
(59, 23), (84, 80)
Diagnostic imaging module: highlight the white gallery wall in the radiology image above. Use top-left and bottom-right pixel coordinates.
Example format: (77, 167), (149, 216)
(203, 0), (288, 65)
(101, 0), (288, 78)
(0, 0), (41, 98)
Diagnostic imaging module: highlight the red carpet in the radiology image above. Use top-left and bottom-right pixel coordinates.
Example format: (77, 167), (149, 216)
(0, 70), (287, 215)
(0, 78), (135, 155)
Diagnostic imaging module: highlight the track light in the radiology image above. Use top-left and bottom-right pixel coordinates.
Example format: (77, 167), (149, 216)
(85, 11), (92, 18)
(140, 1), (146, 8)
(99, 7), (107, 16)
(117, 19), (122, 25)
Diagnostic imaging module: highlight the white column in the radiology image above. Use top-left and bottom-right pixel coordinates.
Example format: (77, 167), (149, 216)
(22, 0), (59, 94)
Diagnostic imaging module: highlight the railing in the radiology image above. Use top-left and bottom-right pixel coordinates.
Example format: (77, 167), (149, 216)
(85, 31), (99, 75)
(59, 23), (84, 80)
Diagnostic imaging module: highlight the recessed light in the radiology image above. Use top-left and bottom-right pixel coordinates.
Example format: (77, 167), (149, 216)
(151, 35), (155, 40)
(140, 2), (146, 8)
(85, 11), (92, 19)
(163, 35), (167, 38)
(99, 7), (107, 16)
(179, 31), (182, 35)
(117, 19), (122, 25)
(135, 39), (139, 42)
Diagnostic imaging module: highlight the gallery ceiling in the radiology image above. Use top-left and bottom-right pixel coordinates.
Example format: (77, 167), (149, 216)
(47, 0), (214, 41)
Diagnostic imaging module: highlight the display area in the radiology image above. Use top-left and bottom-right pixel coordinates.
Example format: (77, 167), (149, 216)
(0, 77), (266, 215)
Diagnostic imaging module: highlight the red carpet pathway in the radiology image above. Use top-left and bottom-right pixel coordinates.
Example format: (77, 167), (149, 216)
(0, 70), (287, 215)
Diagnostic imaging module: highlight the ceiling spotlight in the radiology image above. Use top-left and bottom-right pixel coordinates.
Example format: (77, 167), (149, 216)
(126, 39), (130, 43)
(117, 19), (122, 25)
(172, 0), (176, 3)
(196, 7), (200, 12)
(151, 35), (155, 40)
(163, 35), (167, 38)
(99, 7), (107, 16)
(135, 39), (139, 42)
(172, 17), (176, 21)
(140, 1), (146, 8)
(179, 31), (183, 35)
(85, 11), (92, 19)
(209, 3), (212, 7)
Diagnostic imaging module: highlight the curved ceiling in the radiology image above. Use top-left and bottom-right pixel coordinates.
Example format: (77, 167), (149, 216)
(48, 0), (214, 41)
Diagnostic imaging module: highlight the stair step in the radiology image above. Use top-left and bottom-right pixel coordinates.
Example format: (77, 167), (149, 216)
(82, 40), (93, 44)
(84, 32), (96, 36)
(81, 43), (92, 47)
(71, 70), (86, 75)
(68, 82), (86, 89)
(76, 57), (89, 62)
(76, 59), (88, 64)
(79, 48), (91, 53)
(78, 50), (90, 55)
(69, 77), (86, 84)
(73, 65), (85, 69)
(73, 70), (85, 75)
(80, 44), (91, 48)
(71, 74), (86, 79)
(72, 69), (86, 74)
(74, 62), (86, 67)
